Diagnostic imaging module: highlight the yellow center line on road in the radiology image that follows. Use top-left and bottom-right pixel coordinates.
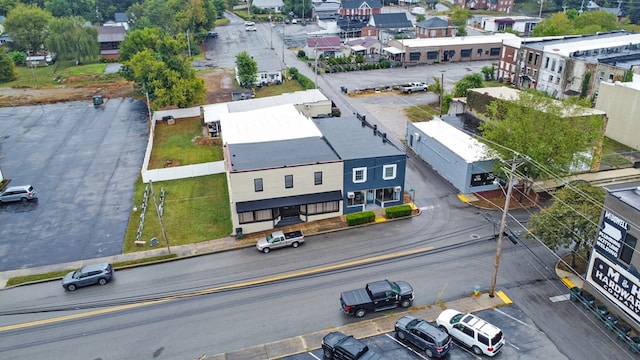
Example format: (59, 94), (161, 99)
(0, 246), (434, 333)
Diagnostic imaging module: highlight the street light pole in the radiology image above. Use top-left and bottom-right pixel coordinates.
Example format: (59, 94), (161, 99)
(489, 155), (525, 297)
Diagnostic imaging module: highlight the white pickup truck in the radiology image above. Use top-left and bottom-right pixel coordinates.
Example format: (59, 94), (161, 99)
(256, 230), (304, 253)
(400, 82), (428, 93)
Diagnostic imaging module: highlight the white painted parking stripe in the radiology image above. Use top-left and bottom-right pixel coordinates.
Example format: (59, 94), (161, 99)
(307, 352), (321, 359)
(549, 293), (570, 302)
(495, 308), (536, 329)
(419, 205), (435, 211)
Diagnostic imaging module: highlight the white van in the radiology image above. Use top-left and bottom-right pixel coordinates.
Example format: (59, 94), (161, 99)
(436, 309), (505, 356)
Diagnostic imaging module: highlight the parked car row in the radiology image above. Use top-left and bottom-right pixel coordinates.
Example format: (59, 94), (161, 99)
(327, 280), (505, 358)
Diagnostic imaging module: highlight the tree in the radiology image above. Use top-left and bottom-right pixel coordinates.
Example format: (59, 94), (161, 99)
(4, 4), (53, 53)
(481, 65), (495, 81)
(236, 51), (257, 87)
(122, 49), (206, 109)
(0, 0), (19, 16)
(456, 25), (467, 37)
(449, 6), (471, 27)
(45, 17), (99, 67)
(44, 0), (94, 20)
(416, 14), (425, 23)
(127, 0), (215, 36)
(479, 91), (606, 181)
(527, 183), (605, 269)
(572, 10), (621, 34)
(0, 51), (17, 83)
(532, 12), (573, 36)
(452, 73), (483, 97)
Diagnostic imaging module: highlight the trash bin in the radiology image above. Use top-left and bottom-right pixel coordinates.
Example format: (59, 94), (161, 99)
(605, 314), (619, 331)
(235, 227), (243, 239)
(569, 287), (582, 302)
(581, 293), (595, 310)
(616, 323), (632, 341)
(595, 304), (609, 321)
(92, 95), (104, 106)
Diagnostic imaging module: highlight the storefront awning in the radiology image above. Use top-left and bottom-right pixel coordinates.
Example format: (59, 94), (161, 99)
(236, 190), (343, 212)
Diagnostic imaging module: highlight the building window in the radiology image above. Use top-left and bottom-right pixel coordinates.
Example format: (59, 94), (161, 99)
(609, 73), (614, 81)
(254, 178), (263, 192)
(461, 49), (472, 57)
(527, 52), (533, 63)
(238, 209), (272, 224)
(558, 63), (563, 73)
(285, 175), (293, 188)
(409, 52), (420, 61)
(620, 233), (638, 264)
(301, 200), (340, 215)
(314, 171), (323, 185)
(383, 164), (397, 180)
(534, 53), (540, 65)
(490, 48), (500, 56)
(548, 75), (553, 82)
(427, 51), (438, 59)
(544, 57), (549, 68)
(551, 59), (556, 71)
(353, 167), (367, 183)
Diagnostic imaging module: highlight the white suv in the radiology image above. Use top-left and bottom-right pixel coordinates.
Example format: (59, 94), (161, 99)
(0, 185), (37, 203)
(436, 309), (505, 357)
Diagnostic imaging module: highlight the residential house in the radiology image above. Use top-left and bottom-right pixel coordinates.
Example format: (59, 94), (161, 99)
(480, 16), (540, 36)
(595, 78), (640, 151)
(102, 12), (129, 31)
(385, 33), (514, 66)
(415, 17), (457, 39)
(304, 36), (342, 58)
(221, 104), (343, 234)
(366, 13), (414, 43)
(584, 182), (640, 332)
(97, 25), (126, 61)
(235, 54), (283, 86)
(345, 36), (381, 56)
(406, 117), (498, 194)
(314, 114), (406, 214)
(454, 0), (514, 12)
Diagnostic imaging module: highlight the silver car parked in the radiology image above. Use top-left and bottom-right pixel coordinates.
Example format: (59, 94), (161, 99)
(0, 185), (37, 203)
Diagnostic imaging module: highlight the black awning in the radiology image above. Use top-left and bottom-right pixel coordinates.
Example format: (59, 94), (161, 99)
(236, 190), (343, 212)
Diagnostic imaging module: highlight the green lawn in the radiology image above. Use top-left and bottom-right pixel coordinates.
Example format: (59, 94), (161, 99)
(123, 174), (232, 253)
(149, 117), (223, 169)
(254, 79), (304, 98)
(3, 61), (119, 88)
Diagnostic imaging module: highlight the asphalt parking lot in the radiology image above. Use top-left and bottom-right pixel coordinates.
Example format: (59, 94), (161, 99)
(0, 99), (148, 271)
(284, 305), (566, 360)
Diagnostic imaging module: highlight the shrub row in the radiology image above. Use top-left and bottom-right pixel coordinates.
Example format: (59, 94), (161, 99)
(346, 211), (376, 226)
(385, 204), (413, 219)
(289, 67), (315, 89)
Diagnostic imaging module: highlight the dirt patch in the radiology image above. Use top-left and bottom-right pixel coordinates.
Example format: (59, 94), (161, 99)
(0, 68), (235, 108)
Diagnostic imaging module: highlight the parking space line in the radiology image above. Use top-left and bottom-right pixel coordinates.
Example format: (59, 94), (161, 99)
(496, 290), (513, 304)
(494, 308), (536, 329)
(307, 352), (321, 359)
(561, 277), (575, 289)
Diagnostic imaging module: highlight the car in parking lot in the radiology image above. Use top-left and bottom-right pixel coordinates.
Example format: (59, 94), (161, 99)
(0, 185), (37, 203)
(436, 309), (505, 357)
(207, 31), (218, 38)
(395, 315), (452, 358)
(62, 263), (114, 291)
(245, 25), (257, 31)
(244, 21), (255, 26)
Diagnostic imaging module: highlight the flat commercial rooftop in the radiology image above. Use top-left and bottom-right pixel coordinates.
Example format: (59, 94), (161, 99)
(413, 118), (489, 163)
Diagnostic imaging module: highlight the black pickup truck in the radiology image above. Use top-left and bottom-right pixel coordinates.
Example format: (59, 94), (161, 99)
(322, 331), (386, 360)
(340, 279), (414, 318)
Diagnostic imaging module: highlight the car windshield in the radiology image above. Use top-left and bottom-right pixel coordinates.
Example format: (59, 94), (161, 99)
(451, 313), (465, 323)
(266, 234), (274, 243)
(72, 270), (81, 279)
(389, 281), (400, 293)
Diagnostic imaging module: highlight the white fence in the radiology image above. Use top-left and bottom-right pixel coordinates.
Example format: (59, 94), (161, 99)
(140, 107), (227, 184)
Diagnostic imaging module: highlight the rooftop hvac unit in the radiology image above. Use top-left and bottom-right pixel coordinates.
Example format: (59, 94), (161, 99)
(394, 186), (402, 193)
(347, 192), (355, 199)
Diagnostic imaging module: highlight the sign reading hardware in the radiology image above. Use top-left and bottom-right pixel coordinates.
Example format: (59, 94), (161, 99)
(589, 254), (640, 323)
(595, 211), (629, 260)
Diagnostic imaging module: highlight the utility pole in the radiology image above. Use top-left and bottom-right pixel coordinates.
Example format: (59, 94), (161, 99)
(149, 180), (170, 254)
(489, 154), (526, 297)
(314, 35), (319, 88)
(187, 29), (192, 58)
(538, 0), (544, 17)
(282, 18), (285, 64)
